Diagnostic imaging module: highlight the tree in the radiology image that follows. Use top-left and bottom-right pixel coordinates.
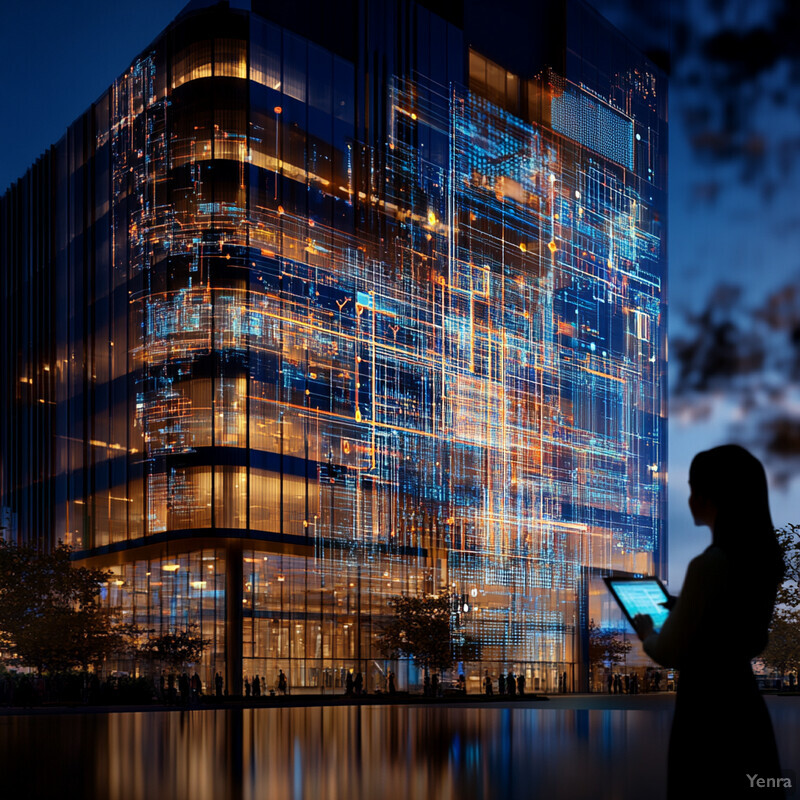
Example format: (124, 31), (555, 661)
(776, 523), (800, 610)
(139, 627), (211, 673)
(0, 540), (126, 674)
(588, 619), (632, 684)
(762, 611), (800, 683)
(376, 590), (460, 675)
(759, 525), (800, 686)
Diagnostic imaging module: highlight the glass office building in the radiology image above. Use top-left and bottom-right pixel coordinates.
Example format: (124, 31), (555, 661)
(0, 0), (666, 692)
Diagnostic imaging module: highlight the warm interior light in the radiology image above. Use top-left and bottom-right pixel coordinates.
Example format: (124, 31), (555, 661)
(162, 564), (180, 572)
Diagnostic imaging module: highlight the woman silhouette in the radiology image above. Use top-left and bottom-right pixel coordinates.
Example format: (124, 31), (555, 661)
(633, 445), (784, 798)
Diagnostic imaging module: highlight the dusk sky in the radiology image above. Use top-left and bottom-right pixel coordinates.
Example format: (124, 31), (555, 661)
(3, 0), (798, 594)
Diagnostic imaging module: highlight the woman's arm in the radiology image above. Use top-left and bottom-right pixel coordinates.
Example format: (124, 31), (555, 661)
(634, 555), (716, 668)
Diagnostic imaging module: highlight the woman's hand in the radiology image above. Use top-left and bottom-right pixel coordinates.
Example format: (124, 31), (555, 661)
(632, 613), (654, 642)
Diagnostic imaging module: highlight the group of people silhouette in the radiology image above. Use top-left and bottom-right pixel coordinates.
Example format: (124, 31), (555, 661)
(606, 672), (641, 694)
(345, 670), (363, 696)
(244, 669), (288, 698)
(482, 670), (526, 696)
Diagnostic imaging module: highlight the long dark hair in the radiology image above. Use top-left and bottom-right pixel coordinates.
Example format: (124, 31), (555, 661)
(689, 444), (783, 583)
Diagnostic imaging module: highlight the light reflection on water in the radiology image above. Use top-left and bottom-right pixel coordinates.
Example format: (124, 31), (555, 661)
(1, 699), (798, 800)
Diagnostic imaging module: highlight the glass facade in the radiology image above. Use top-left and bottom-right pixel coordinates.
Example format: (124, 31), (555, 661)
(0, 0), (666, 692)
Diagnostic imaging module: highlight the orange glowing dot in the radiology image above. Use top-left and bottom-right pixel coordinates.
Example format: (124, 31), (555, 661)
(274, 106), (282, 114)
(548, 240), (557, 253)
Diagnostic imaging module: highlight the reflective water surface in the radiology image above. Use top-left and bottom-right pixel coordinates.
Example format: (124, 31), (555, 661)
(2, 698), (798, 800)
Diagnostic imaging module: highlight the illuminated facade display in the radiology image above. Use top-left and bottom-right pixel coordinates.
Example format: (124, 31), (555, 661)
(0, 0), (666, 692)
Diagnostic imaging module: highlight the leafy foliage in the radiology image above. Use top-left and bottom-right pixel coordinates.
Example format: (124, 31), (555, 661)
(776, 524), (800, 610)
(377, 590), (464, 674)
(762, 526), (800, 680)
(762, 611), (800, 678)
(670, 285), (800, 486)
(587, 619), (632, 672)
(139, 627), (211, 671)
(0, 540), (128, 673)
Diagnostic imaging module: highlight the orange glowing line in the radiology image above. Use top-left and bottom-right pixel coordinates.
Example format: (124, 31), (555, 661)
(580, 366), (624, 384)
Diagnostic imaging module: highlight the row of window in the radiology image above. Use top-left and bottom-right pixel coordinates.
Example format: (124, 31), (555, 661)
(171, 30), (355, 112)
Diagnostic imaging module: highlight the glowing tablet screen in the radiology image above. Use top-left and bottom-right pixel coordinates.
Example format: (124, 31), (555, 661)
(606, 578), (670, 633)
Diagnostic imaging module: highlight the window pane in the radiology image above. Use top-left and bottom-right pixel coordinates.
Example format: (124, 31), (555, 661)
(215, 38), (246, 79)
(172, 41), (212, 88)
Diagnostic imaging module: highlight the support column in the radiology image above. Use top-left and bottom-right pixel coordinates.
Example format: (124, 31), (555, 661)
(226, 540), (244, 696)
(577, 567), (591, 692)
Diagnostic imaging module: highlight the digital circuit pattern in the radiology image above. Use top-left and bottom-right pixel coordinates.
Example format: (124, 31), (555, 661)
(62, 26), (666, 680)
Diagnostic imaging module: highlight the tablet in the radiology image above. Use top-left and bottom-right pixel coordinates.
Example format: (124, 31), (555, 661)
(603, 576), (671, 633)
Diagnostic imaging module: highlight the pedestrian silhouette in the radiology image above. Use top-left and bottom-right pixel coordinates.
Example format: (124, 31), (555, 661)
(179, 672), (190, 706)
(498, 673), (505, 695)
(191, 672), (202, 702)
(517, 673), (525, 696)
(278, 669), (287, 696)
(345, 671), (354, 697)
(633, 445), (784, 799)
(507, 670), (516, 697)
(484, 670), (493, 696)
